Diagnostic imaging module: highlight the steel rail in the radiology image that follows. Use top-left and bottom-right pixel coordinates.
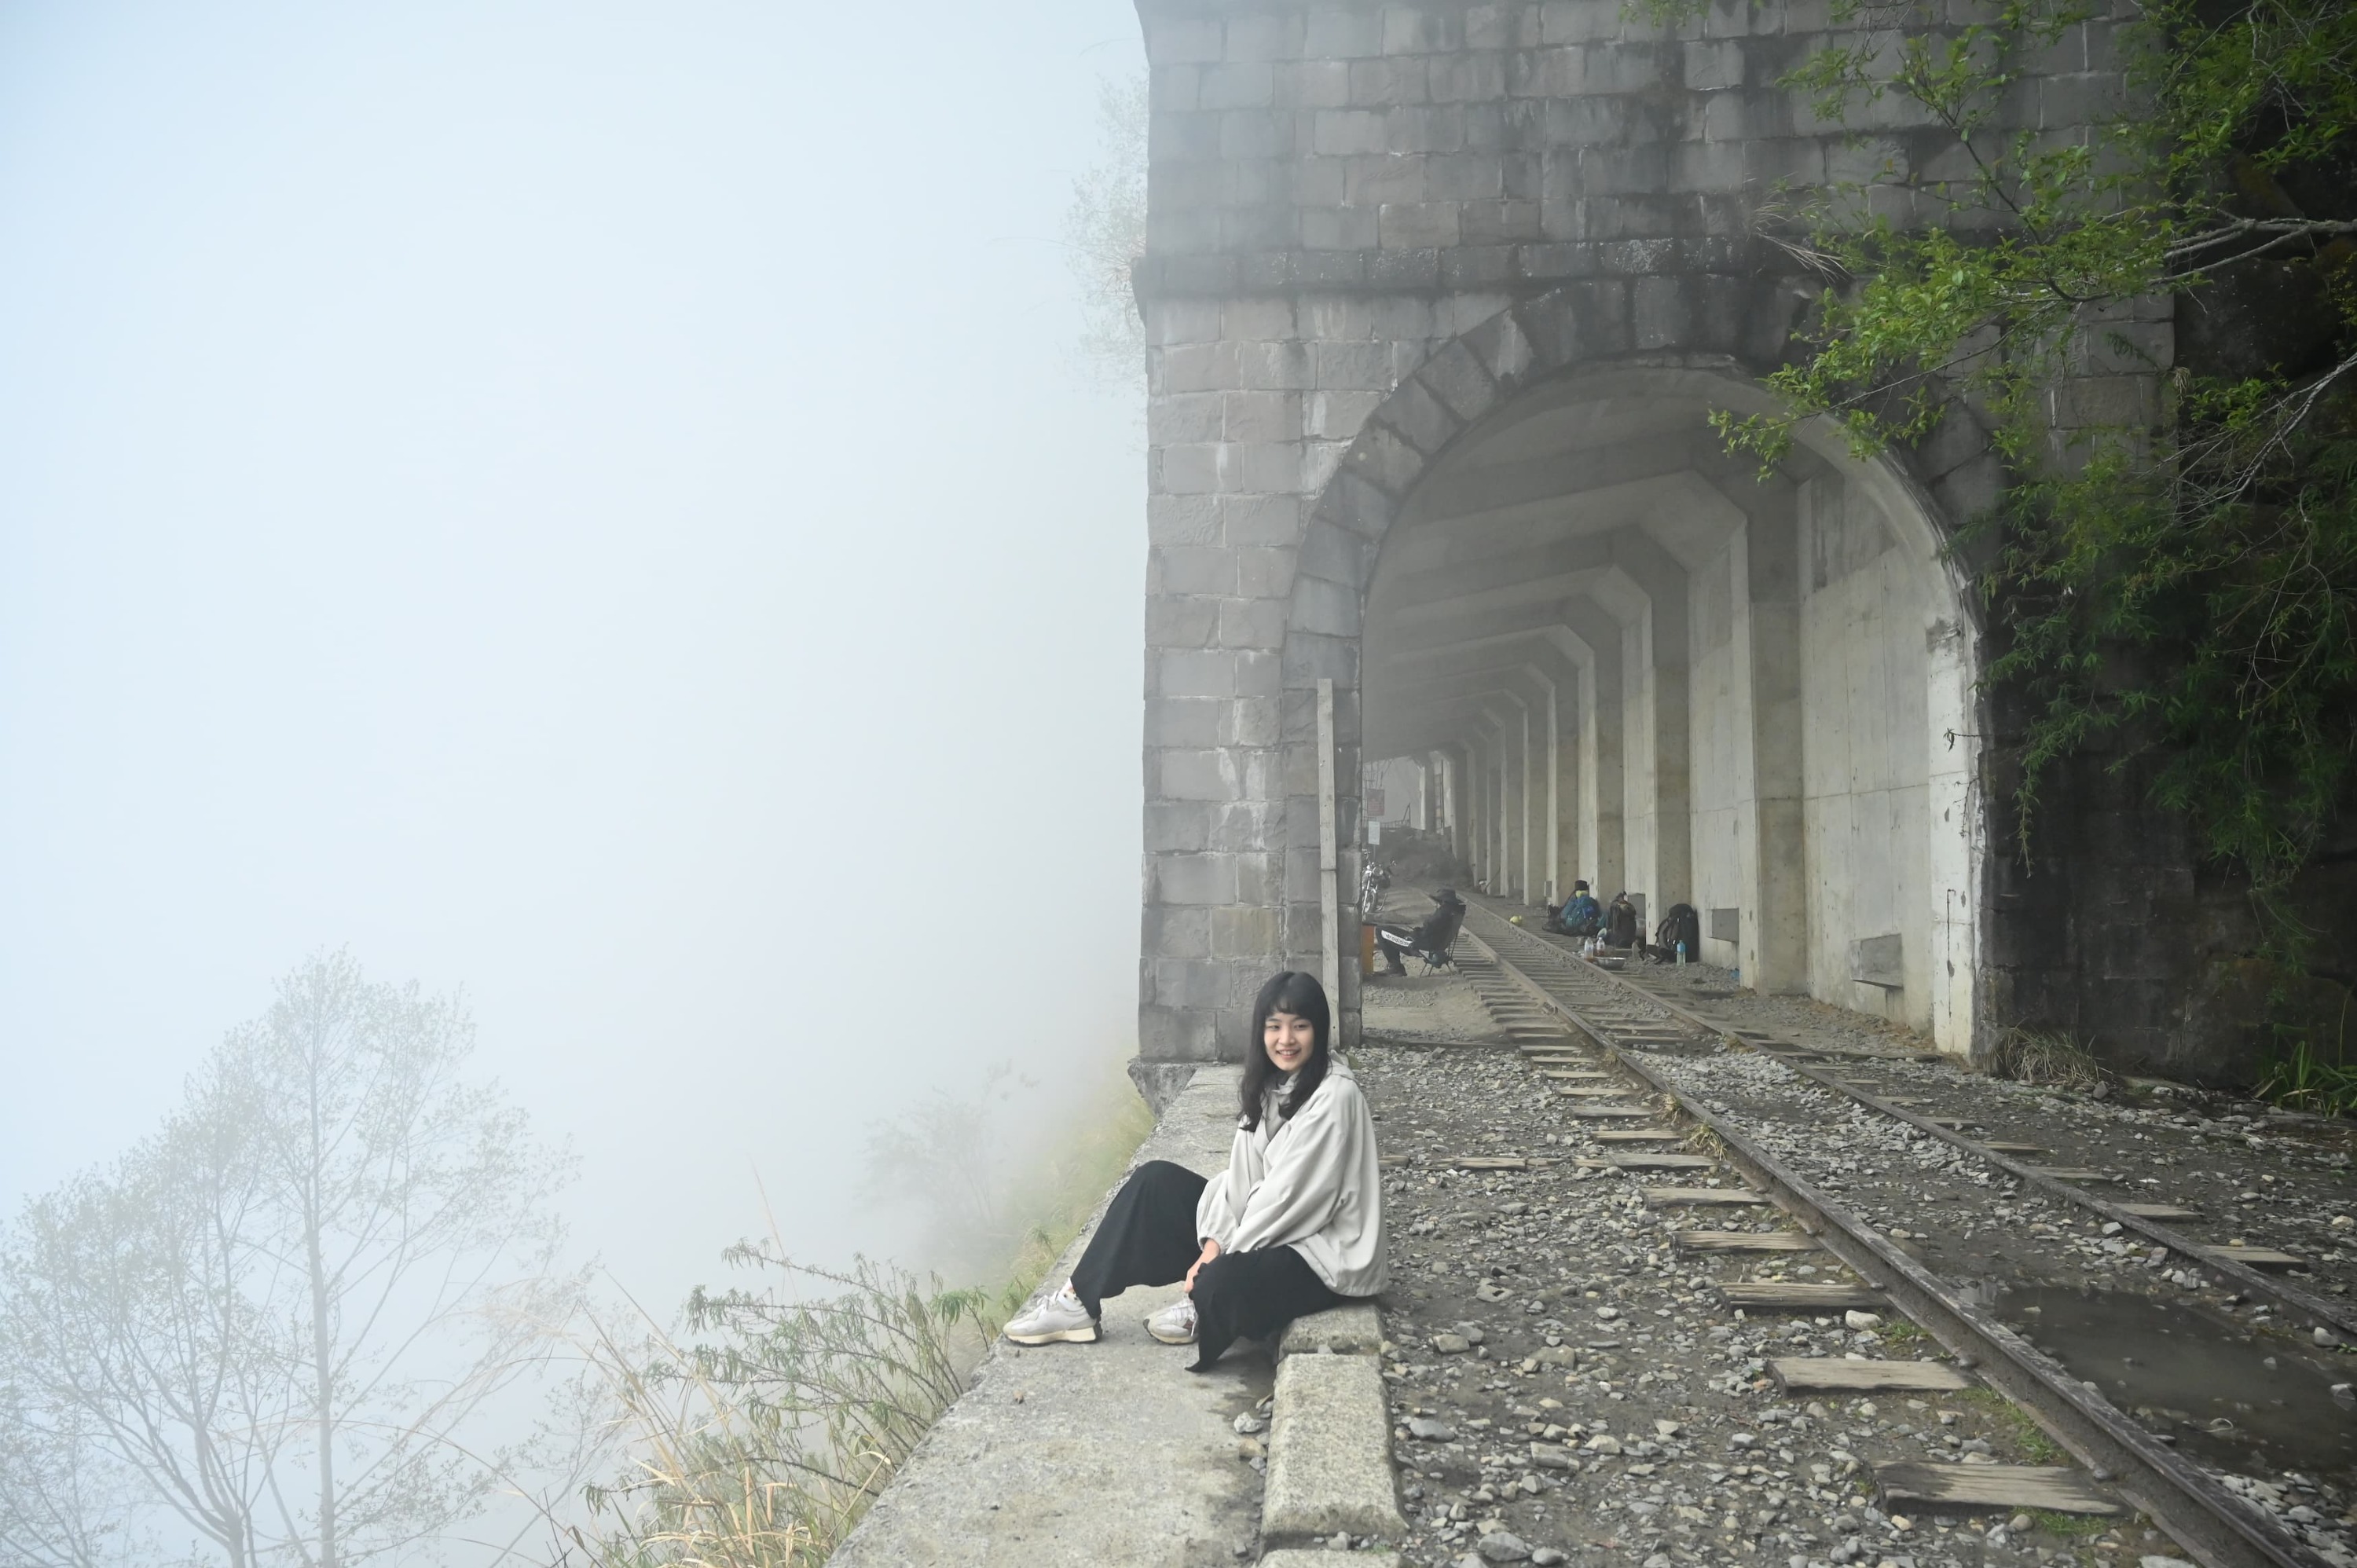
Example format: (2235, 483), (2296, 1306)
(1466, 907), (2357, 1343)
(1458, 924), (2333, 1568)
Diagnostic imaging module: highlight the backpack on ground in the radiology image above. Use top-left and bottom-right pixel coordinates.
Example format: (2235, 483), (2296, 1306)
(1657, 903), (1701, 961)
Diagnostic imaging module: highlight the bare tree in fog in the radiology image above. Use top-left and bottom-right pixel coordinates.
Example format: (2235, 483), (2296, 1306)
(856, 1063), (1035, 1281)
(0, 952), (578, 1568)
(1064, 71), (1146, 387)
(0, 1384), (137, 1568)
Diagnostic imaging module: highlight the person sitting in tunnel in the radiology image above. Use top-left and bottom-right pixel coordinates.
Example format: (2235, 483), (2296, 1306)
(999, 971), (1387, 1368)
(1373, 885), (1466, 974)
(1549, 880), (1600, 939)
(1603, 890), (1642, 952)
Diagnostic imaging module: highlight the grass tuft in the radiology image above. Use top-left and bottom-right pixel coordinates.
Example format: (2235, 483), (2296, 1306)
(2253, 1038), (2357, 1117)
(1990, 1028), (2110, 1090)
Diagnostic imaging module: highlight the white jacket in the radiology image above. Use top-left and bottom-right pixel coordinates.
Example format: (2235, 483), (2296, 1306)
(1193, 1057), (1390, 1296)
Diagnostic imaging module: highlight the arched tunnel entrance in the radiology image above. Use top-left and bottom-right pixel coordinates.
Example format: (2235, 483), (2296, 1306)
(1356, 366), (1983, 1054)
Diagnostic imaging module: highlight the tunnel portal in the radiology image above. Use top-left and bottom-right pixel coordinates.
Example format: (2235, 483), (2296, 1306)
(1131, 0), (2167, 1082)
(1361, 367), (1978, 1050)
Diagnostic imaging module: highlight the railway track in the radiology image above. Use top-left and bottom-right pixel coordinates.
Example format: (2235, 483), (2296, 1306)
(1424, 898), (2355, 1568)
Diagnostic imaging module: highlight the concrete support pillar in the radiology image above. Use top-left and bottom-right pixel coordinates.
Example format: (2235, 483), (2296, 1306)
(1561, 611), (1626, 900)
(1461, 740), (1480, 886)
(1534, 670), (1563, 906)
(1740, 486), (1809, 992)
(1441, 749), (1464, 863)
(1552, 680), (1580, 903)
(1494, 697), (1530, 903)
(1609, 538), (1694, 919)
(1927, 618), (1981, 1055)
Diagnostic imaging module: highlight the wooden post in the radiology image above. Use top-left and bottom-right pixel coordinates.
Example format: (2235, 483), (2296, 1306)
(1317, 677), (1341, 1011)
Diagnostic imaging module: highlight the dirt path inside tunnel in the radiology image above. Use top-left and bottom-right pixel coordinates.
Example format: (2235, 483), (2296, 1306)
(1354, 965), (2355, 1568)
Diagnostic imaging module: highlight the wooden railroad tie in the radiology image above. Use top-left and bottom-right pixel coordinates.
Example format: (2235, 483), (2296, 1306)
(2028, 1168), (2121, 1183)
(1720, 1281), (1882, 1309)
(1450, 1156), (1563, 1172)
(1557, 1086), (1638, 1100)
(1595, 1129), (1685, 1143)
(1981, 1141), (2047, 1155)
(1674, 1231), (1817, 1251)
(1770, 1358), (1974, 1393)
(1645, 1187), (1769, 1206)
(2207, 1244), (2302, 1269)
(1875, 1462), (2119, 1516)
(2117, 1203), (2201, 1220)
(1605, 1152), (1717, 1170)
(1564, 1106), (1657, 1119)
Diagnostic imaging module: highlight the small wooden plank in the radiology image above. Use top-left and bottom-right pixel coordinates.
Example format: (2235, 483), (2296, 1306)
(1606, 1152), (1717, 1170)
(1981, 1141), (2047, 1155)
(2209, 1245), (2301, 1269)
(1722, 1282), (1883, 1309)
(1595, 1130), (1686, 1143)
(1875, 1462), (2119, 1517)
(2028, 1168), (2120, 1183)
(2117, 1203), (2201, 1220)
(1378, 1155), (1412, 1167)
(1771, 1358), (1974, 1393)
(1564, 1106), (1657, 1119)
(1541, 1070), (1615, 1081)
(1676, 1230), (1817, 1251)
(1647, 1187), (1771, 1206)
(1556, 1086), (1638, 1100)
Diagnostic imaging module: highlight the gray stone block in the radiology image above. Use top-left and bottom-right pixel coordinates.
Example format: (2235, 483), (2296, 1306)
(1278, 1302), (1385, 1357)
(1261, 1351), (1407, 1544)
(1126, 1058), (1199, 1116)
(1156, 848), (1240, 902)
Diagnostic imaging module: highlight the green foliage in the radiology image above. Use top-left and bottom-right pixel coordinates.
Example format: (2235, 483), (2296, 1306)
(2253, 1034), (2357, 1115)
(1960, 1386), (2065, 1461)
(1667, 0), (2357, 935)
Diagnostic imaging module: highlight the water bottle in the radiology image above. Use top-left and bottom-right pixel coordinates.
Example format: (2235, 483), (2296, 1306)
(1676, 940), (1687, 966)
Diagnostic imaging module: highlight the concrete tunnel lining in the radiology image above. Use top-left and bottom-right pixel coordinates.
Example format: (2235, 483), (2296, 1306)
(1349, 363), (1983, 1056)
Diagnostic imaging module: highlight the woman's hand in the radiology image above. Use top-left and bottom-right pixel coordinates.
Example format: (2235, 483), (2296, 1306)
(1182, 1236), (1222, 1294)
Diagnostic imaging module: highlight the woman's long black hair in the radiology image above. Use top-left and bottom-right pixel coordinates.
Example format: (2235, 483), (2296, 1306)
(1239, 970), (1332, 1131)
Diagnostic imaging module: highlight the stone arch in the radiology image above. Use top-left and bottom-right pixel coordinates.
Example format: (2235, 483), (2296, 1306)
(1285, 283), (1992, 1057)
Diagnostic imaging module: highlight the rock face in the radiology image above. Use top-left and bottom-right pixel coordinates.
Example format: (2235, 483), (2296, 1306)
(1123, 0), (2298, 1082)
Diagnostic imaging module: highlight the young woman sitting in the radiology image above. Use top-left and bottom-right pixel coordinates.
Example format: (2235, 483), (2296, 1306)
(1003, 970), (1388, 1370)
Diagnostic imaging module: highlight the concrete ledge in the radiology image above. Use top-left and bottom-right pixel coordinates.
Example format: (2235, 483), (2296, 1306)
(1258, 1552), (1405, 1568)
(830, 1065), (1264, 1567)
(1276, 1301), (1384, 1358)
(1260, 1352), (1409, 1545)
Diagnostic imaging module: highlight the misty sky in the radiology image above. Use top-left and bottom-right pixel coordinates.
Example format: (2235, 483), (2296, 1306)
(0, 2), (1147, 1308)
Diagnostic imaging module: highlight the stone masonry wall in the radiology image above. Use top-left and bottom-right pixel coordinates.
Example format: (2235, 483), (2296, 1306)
(1134, 0), (2161, 1068)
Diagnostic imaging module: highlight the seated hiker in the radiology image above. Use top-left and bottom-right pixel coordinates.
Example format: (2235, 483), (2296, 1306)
(1549, 880), (1601, 939)
(1373, 885), (1466, 974)
(1001, 971), (1387, 1368)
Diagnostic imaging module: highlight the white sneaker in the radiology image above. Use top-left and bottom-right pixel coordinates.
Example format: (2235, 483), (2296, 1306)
(1003, 1284), (1098, 1346)
(1146, 1296), (1197, 1345)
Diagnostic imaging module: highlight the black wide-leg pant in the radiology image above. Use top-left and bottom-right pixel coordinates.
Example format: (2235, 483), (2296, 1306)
(1069, 1160), (1344, 1370)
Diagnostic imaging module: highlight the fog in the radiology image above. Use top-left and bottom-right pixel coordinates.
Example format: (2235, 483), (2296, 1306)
(0, 1), (1146, 1312)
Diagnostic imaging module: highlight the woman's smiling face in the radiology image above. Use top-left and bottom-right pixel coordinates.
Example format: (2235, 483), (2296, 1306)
(1263, 1008), (1316, 1073)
